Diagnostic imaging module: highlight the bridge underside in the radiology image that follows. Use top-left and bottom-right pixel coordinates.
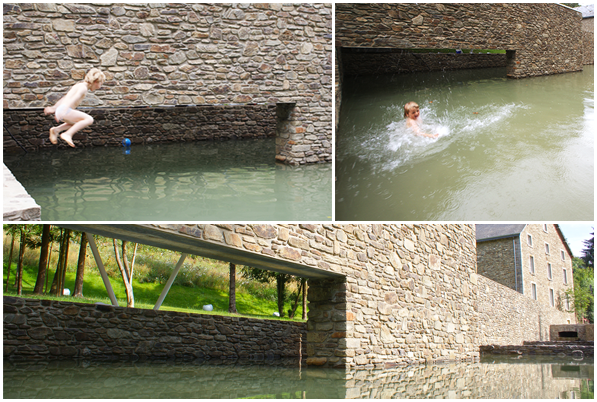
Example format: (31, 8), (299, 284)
(60, 224), (343, 280)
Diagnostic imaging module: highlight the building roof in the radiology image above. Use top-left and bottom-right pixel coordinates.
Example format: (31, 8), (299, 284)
(476, 224), (574, 258)
(574, 4), (594, 18)
(475, 224), (527, 241)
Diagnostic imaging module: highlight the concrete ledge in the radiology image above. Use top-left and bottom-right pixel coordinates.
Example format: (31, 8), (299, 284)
(480, 342), (594, 357)
(3, 164), (41, 221)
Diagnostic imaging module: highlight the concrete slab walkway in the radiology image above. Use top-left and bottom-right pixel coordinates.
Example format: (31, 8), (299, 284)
(3, 164), (41, 221)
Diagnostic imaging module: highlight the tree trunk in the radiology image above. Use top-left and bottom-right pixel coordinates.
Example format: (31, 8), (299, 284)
(33, 224), (51, 295)
(5, 232), (15, 292)
(50, 229), (69, 296)
(59, 229), (71, 295)
(276, 275), (287, 317)
(228, 263), (237, 314)
(73, 233), (88, 298)
(16, 228), (26, 295)
(45, 241), (53, 294)
(288, 279), (304, 319)
(114, 239), (134, 307)
(302, 279), (308, 320)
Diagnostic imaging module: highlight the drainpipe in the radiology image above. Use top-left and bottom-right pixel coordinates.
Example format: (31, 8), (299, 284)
(518, 234), (524, 295)
(513, 238), (518, 292)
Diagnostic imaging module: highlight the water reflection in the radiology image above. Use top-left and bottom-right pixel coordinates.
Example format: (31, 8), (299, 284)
(336, 66), (594, 220)
(3, 356), (592, 399)
(4, 139), (332, 221)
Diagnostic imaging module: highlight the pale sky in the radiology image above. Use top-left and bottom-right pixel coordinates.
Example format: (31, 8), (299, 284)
(558, 223), (594, 258)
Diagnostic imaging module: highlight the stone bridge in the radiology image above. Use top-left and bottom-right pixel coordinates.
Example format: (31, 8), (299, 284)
(2, 3), (332, 165)
(335, 3), (583, 127)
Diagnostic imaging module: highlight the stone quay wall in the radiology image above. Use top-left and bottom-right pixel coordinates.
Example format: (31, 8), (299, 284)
(3, 105), (276, 152)
(3, 296), (307, 362)
(336, 3), (583, 79)
(341, 51), (507, 76)
(582, 32), (594, 65)
(2, 3), (333, 164)
(476, 275), (575, 346)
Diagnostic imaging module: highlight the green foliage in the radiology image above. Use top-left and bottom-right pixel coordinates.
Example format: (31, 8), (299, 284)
(3, 231), (305, 321)
(566, 257), (594, 323)
(581, 231), (593, 269)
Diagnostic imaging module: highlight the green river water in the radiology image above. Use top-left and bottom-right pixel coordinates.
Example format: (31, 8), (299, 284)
(336, 66), (594, 221)
(4, 139), (332, 221)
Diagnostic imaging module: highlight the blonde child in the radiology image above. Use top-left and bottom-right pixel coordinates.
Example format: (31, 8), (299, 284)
(44, 68), (105, 148)
(404, 102), (438, 139)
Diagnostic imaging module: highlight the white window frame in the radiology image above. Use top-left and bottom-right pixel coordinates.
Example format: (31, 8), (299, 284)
(531, 283), (537, 300)
(545, 242), (550, 255)
(561, 249), (566, 261)
(563, 268), (568, 285)
(527, 234), (533, 246)
(549, 288), (555, 307)
(529, 255), (535, 274)
(565, 295), (570, 311)
(547, 263), (552, 280)
(543, 224), (548, 232)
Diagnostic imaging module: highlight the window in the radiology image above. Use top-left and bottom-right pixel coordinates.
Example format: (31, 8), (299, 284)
(547, 263), (552, 280)
(527, 234), (533, 246)
(563, 268), (568, 284)
(531, 283), (537, 300)
(529, 256), (535, 274)
(549, 288), (555, 307)
(565, 295), (570, 311)
(561, 250), (565, 261)
(545, 243), (550, 255)
(543, 224), (548, 232)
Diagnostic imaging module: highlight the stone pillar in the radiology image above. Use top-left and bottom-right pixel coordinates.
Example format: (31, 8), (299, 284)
(505, 50), (518, 77)
(275, 103), (300, 165)
(306, 277), (349, 368)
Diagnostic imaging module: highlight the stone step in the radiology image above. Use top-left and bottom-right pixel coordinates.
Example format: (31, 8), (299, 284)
(480, 343), (594, 356)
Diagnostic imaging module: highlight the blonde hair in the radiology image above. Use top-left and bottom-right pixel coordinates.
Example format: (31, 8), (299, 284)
(85, 68), (105, 85)
(404, 102), (419, 118)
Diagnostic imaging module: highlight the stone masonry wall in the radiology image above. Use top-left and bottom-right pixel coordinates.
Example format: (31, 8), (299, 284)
(476, 237), (521, 293)
(582, 31), (594, 65)
(152, 223), (480, 368)
(341, 50), (507, 76)
(336, 3), (583, 79)
(3, 105), (275, 152)
(2, 3), (333, 164)
(3, 296), (307, 361)
(519, 225), (574, 313)
(476, 276), (577, 346)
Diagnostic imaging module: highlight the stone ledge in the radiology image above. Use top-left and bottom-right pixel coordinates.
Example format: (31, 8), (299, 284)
(3, 164), (41, 221)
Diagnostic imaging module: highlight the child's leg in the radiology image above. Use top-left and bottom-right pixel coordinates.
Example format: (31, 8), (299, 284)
(49, 123), (72, 144)
(59, 110), (94, 148)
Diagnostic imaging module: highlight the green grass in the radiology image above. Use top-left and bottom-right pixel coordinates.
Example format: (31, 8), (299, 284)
(3, 246), (306, 322)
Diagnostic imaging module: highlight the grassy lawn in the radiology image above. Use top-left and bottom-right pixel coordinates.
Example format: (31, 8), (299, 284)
(4, 260), (306, 322)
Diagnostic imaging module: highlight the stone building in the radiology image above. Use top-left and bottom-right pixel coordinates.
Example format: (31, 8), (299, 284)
(575, 4), (594, 65)
(476, 224), (575, 315)
(2, 3), (333, 164)
(4, 224), (577, 367)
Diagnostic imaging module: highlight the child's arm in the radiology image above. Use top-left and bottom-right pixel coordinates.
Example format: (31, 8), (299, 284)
(407, 119), (438, 138)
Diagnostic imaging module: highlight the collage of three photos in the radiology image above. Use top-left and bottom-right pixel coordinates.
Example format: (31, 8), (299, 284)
(2, 2), (594, 399)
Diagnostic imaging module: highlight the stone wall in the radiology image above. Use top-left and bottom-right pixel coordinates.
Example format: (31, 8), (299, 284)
(335, 3), (583, 79)
(150, 223), (480, 368)
(582, 32), (594, 65)
(341, 50), (507, 76)
(476, 276), (575, 346)
(2, 3), (333, 164)
(477, 237), (521, 293)
(3, 105), (275, 152)
(3, 296), (307, 361)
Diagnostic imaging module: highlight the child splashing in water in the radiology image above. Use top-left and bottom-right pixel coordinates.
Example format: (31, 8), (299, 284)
(44, 68), (105, 148)
(404, 102), (439, 138)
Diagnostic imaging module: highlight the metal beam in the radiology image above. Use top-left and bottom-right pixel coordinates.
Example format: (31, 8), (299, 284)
(86, 233), (119, 306)
(154, 253), (187, 310)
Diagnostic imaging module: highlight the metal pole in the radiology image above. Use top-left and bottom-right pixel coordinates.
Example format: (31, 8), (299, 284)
(86, 233), (119, 306)
(154, 253), (187, 310)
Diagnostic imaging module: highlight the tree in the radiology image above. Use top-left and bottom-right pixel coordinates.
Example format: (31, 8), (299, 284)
(288, 277), (307, 319)
(241, 267), (294, 317)
(4, 225), (19, 292)
(113, 239), (138, 308)
(50, 228), (71, 296)
(33, 225), (51, 295)
(228, 263), (237, 314)
(15, 226), (27, 295)
(581, 231), (593, 269)
(566, 257), (594, 324)
(73, 233), (88, 298)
